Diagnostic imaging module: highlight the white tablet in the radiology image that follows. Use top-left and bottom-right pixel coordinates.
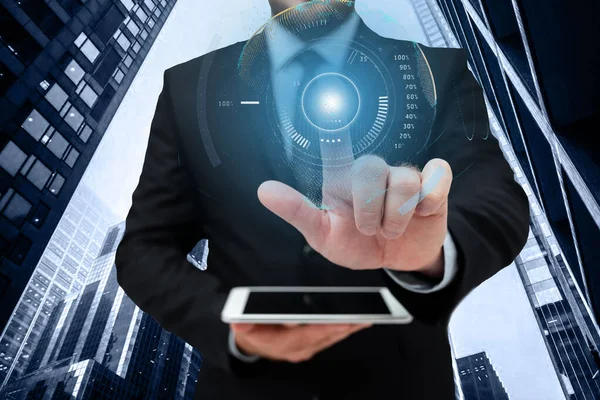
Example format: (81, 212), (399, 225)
(221, 286), (413, 324)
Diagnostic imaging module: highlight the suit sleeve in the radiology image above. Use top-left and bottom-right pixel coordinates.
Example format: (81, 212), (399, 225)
(115, 70), (231, 371)
(382, 47), (530, 326)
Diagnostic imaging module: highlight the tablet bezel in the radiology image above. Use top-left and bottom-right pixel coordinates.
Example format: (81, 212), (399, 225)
(221, 286), (413, 324)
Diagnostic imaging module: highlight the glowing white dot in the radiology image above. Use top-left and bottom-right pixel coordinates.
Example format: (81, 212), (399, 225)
(69, 113), (75, 117)
(320, 92), (341, 114)
(28, 118), (33, 122)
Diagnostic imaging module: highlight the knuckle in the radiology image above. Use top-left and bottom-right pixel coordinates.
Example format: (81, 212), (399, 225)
(287, 201), (304, 224)
(382, 217), (408, 231)
(422, 191), (445, 206)
(390, 178), (420, 195)
(357, 208), (381, 221)
(353, 155), (388, 179)
(389, 169), (421, 194)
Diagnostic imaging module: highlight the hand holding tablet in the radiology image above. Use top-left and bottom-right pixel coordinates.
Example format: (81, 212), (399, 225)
(230, 321), (372, 363)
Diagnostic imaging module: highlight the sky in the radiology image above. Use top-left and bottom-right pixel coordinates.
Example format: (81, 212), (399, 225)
(77, 1), (565, 398)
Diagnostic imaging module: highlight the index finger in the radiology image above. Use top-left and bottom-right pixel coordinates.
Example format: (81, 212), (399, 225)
(319, 128), (355, 209)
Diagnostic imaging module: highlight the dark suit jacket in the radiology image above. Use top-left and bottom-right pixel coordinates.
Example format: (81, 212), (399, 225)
(115, 17), (530, 400)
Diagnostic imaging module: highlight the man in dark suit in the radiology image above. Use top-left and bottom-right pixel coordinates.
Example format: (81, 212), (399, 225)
(114, 0), (530, 398)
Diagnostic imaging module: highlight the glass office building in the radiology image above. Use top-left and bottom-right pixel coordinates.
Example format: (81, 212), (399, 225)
(456, 352), (509, 400)
(412, 0), (600, 398)
(0, 222), (202, 399)
(0, 183), (118, 385)
(0, 0), (178, 344)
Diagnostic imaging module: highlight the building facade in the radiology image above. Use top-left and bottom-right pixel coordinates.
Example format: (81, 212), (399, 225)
(412, 0), (600, 398)
(0, 0), (178, 340)
(431, 0), (600, 324)
(0, 183), (118, 385)
(0, 222), (202, 399)
(456, 352), (509, 400)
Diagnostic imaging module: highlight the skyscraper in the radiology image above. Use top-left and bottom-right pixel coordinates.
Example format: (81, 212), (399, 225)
(456, 352), (509, 400)
(411, 0), (600, 398)
(0, 0), (178, 339)
(0, 183), (118, 385)
(431, 0), (600, 324)
(411, 0), (459, 49)
(0, 222), (202, 399)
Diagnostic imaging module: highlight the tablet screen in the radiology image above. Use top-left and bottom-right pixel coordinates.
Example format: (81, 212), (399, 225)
(243, 291), (390, 315)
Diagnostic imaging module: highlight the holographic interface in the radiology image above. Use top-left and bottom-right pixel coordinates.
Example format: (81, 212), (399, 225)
(193, 0), (488, 208)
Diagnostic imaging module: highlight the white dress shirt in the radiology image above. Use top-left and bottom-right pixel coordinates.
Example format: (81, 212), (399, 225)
(229, 13), (459, 362)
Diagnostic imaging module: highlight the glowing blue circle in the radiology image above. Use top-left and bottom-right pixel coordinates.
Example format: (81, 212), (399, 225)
(300, 72), (361, 132)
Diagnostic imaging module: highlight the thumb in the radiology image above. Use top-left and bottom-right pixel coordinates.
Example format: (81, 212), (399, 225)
(257, 181), (329, 248)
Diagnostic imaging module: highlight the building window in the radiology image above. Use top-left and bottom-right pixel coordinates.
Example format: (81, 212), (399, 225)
(74, 33), (100, 63)
(65, 148), (79, 168)
(9, 234), (32, 265)
(120, 0), (134, 11)
(22, 110), (50, 141)
(78, 124), (93, 143)
(133, 5), (148, 23)
(17, 0), (64, 39)
(0, 64), (17, 96)
(123, 55), (133, 68)
(2, 192), (32, 227)
(96, 4), (126, 43)
(140, 29), (148, 41)
(65, 60), (85, 84)
(30, 202), (50, 228)
(48, 173), (65, 195)
(125, 17), (140, 36)
(132, 41), (141, 54)
(153, 7), (161, 18)
(60, 105), (84, 132)
(76, 81), (98, 108)
(0, 5), (43, 64)
(0, 141), (27, 177)
(21, 157), (52, 191)
(144, 0), (156, 10)
(0, 188), (14, 211)
(57, 0), (83, 15)
(113, 29), (131, 51)
(113, 68), (125, 84)
(81, 41), (100, 63)
(148, 17), (156, 29)
(42, 129), (70, 159)
(45, 84), (69, 111)
(20, 154), (35, 174)
(74, 32), (86, 47)
(39, 80), (50, 91)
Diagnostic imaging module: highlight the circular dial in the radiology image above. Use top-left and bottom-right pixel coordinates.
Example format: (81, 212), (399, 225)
(193, 1), (440, 205)
(263, 37), (436, 171)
